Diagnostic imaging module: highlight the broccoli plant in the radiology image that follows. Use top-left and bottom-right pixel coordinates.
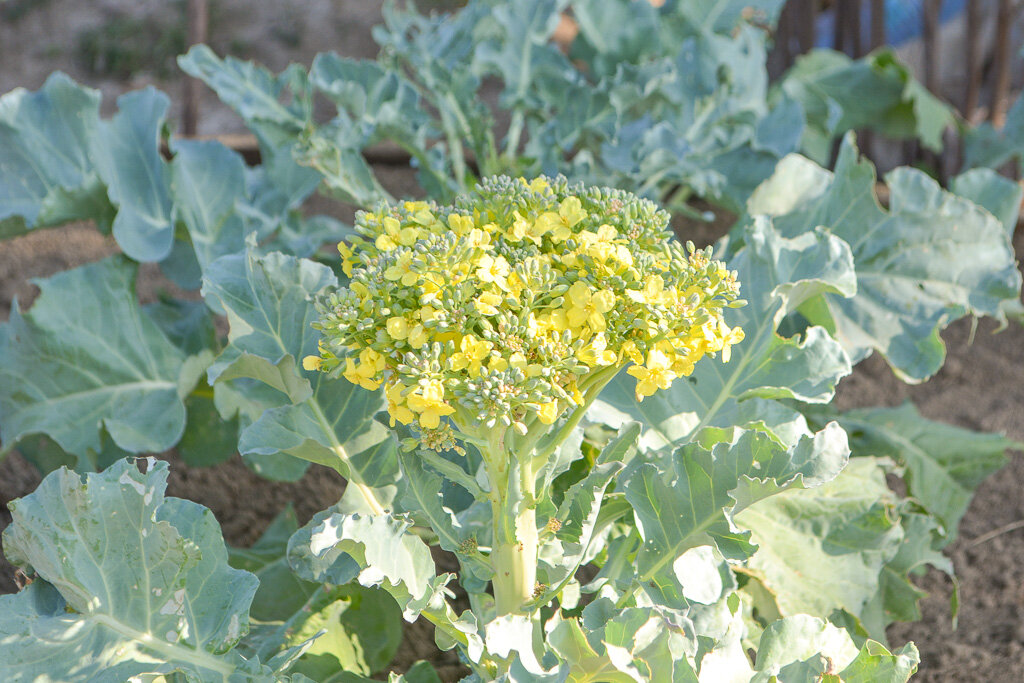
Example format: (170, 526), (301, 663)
(0, 1), (1021, 681)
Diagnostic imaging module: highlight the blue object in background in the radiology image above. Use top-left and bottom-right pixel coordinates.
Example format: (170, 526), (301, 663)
(815, 0), (968, 49)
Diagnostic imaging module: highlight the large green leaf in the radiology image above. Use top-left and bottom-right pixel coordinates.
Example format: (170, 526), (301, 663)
(623, 425), (849, 609)
(949, 168), (1024, 239)
(397, 450), (490, 578)
(288, 512), (452, 622)
(309, 53), (432, 150)
(473, 0), (571, 108)
(750, 137), (1022, 382)
(238, 373), (399, 495)
(177, 45), (309, 137)
(93, 88), (175, 262)
(169, 138), (249, 278)
(858, 510), (957, 635)
(283, 585), (403, 680)
(203, 248), (398, 494)
(777, 50), (953, 164)
(544, 604), (698, 682)
(230, 508), (403, 678)
(302, 52), (440, 205)
(752, 615), (918, 682)
(0, 257), (190, 456)
(734, 458), (904, 631)
(202, 248), (331, 400)
(963, 90), (1024, 172)
(836, 402), (1017, 542)
(0, 76), (214, 266)
(591, 218), (853, 452)
(0, 72), (113, 239)
(229, 506), (318, 622)
(177, 46), (327, 210)
(0, 459), (262, 680)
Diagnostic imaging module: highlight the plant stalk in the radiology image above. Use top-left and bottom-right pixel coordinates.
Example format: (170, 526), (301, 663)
(485, 430), (540, 616)
(491, 503), (538, 615)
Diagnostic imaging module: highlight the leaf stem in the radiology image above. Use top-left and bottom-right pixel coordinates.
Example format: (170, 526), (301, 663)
(308, 400), (387, 516)
(91, 613), (235, 678)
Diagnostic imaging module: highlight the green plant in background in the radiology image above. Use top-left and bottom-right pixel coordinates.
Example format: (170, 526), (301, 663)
(77, 11), (187, 79)
(0, 0), (1021, 680)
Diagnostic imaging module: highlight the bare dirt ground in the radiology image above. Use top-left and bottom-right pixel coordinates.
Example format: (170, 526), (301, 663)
(1, 2), (1024, 681)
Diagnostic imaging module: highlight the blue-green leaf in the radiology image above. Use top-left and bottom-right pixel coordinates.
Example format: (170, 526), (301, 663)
(836, 402), (1017, 542)
(753, 137), (1022, 381)
(592, 218), (853, 452)
(0, 73), (113, 238)
(0, 459), (262, 680)
(170, 138), (249, 277)
(753, 615), (918, 682)
(93, 88), (174, 262)
(0, 257), (189, 456)
(288, 512), (452, 622)
(624, 425), (848, 609)
(238, 374), (398, 494)
(177, 45), (309, 136)
(778, 50), (954, 164)
(202, 249), (332, 399)
(735, 458), (904, 630)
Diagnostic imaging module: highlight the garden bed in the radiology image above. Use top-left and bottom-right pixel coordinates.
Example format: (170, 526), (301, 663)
(1, 201), (1023, 681)
(1, 1), (1024, 680)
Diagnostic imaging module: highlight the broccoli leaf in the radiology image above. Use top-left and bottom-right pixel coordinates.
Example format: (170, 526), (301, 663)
(0, 459), (264, 681)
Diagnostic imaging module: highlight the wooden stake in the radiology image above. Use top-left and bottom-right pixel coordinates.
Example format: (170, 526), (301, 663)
(183, 0), (209, 137)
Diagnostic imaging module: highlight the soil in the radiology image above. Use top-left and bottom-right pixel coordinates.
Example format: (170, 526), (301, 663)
(1, 2), (1024, 681)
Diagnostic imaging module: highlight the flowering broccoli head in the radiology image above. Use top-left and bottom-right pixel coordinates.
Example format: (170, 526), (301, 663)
(308, 175), (743, 444)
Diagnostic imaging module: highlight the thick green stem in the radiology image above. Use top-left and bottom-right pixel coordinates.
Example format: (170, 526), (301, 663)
(491, 503), (538, 616)
(482, 429), (540, 616)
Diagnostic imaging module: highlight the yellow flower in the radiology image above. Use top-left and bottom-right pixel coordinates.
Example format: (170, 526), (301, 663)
(387, 317), (410, 340)
(381, 216), (420, 246)
(577, 333), (617, 367)
(344, 357), (382, 391)
(407, 323), (428, 349)
(475, 291), (504, 316)
(418, 305), (438, 323)
(385, 382), (415, 426)
(719, 322), (745, 363)
(359, 347), (386, 373)
(505, 271), (525, 301)
(626, 349), (676, 401)
(338, 241), (357, 277)
(507, 216), (532, 245)
(526, 177), (550, 194)
(537, 400), (561, 424)
(566, 282), (616, 332)
(626, 274), (665, 304)
(620, 340), (644, 365)
(302, 355), (322, 371)
(476, 254), (511, 290)
(536, 196), (587, 243)
(384, 252), (419, 286)
(407, 379), (455, 429)
(375, 234), (397, 251)
(468, 228), (492, 249)
(450, 334), (493, 375)
(449, 213), (474, 235)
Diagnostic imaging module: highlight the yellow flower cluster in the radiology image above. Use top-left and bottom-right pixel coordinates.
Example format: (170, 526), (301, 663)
(310, 176), (743, 439)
